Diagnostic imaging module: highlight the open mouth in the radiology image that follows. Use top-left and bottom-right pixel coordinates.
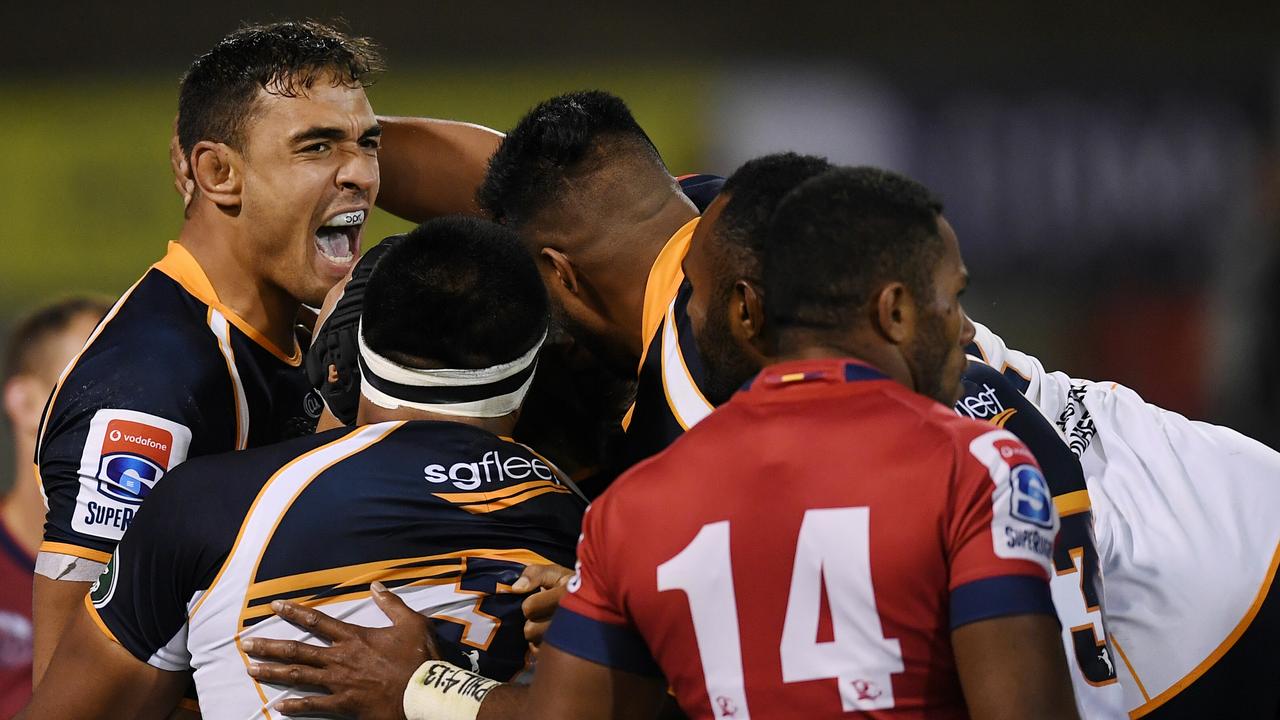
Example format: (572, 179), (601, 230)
(314, 209), (365, 265)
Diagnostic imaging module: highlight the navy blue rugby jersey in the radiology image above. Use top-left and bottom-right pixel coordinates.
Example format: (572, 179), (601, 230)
(87, 420), (584, 718)
(36, 243), (321, 565)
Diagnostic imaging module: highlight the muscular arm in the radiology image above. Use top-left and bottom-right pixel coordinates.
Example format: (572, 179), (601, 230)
(32, 575), (93, 684)
(518, 644), (667, 720)
(19, 603), (187, 719)
(952, 614), (1080, 720)
(375, 117), (503, 222)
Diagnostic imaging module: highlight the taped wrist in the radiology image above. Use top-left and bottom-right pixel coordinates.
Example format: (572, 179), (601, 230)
(403, 660), (501, 720)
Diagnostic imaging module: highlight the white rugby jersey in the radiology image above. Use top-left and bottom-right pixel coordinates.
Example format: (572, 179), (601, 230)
(969, 320), (1280, 718)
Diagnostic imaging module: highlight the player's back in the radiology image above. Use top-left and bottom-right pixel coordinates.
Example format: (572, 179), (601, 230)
(90, 420), (584, 719)
(557, 359), (1058, 719)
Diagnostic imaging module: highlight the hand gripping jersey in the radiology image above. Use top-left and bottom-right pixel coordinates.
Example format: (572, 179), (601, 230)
(36, 243), (321, 572)
(88, 421), (584, 719)
(969, 320), (1280, 719)
(549, 359), (1060, 719)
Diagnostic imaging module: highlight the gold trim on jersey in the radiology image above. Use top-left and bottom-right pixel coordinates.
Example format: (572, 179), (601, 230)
(433, 480), (572, 514)
(658, 299), (713, 431)
(1127, 539), (1280, 718)
(83, 594), (120, 644)
(622, 217), (701, 431)
(39, 541), (112, 564)
(1053, 490), (1091, 518)
(240, 548), (554, 626)
(186, 425), (376, 621)
(154, 242), (302, 366)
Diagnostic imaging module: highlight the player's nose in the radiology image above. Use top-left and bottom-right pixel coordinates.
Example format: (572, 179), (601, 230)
(336, 150), (378, 194)
(959, 310), (976, 346)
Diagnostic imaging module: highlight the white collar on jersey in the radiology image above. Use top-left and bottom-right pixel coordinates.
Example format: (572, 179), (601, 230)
(356, 321), (545, 418)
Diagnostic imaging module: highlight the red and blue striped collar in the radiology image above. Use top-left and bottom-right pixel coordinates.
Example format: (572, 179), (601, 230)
(741, 358), (889, 393)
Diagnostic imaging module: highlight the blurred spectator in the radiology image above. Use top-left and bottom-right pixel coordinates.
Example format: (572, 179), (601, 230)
(0, 296), (109, 716)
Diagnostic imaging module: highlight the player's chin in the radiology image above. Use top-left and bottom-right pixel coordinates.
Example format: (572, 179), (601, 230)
(295, 255), (354, 306)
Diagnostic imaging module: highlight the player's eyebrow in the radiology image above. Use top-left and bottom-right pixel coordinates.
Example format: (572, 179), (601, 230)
(291, 126), (348, 145)
(360, 124), (382, 141)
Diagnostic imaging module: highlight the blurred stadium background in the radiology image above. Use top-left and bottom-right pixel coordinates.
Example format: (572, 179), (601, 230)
(2, 2), (1279, 489)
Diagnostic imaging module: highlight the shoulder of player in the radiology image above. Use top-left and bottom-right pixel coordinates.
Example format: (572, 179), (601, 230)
(145, 428), (351, 517)
(56, 289), (239, 406)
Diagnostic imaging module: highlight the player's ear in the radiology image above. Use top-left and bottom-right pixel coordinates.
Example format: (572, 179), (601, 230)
(539, 248), (580, 297)
(734, 279), (766, 343)
(190, 140), (242, 208)
(3, 376), (43, 432)
(873, 281), (914, 345)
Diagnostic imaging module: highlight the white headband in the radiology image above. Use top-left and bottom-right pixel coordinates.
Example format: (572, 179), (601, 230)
(357, 322), (546, 418)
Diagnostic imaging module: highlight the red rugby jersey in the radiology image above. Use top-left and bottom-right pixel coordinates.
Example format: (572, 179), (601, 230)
(548, 358), (1060, 719)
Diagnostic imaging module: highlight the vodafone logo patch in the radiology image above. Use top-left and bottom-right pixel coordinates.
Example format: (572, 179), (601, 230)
(74, 409), (193, 542)
(102, 419), (173, 466)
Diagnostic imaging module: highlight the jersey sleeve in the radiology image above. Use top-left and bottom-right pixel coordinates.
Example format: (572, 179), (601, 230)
(544, 499), (662, 677)
(83, 459), (215, 671)
(946, 428), (1060, 629)
(36, 342), (223, 565)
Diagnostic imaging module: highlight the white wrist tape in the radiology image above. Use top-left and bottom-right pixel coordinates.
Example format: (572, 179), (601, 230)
(403, 660), (501, 720)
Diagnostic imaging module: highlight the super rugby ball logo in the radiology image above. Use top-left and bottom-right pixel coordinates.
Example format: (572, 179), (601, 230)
(95, 420), (173, 505)
(1009, 464), (1054, 529)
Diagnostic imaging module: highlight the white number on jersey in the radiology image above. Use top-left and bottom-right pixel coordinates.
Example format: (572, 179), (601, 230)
(657, 508), (905, 716)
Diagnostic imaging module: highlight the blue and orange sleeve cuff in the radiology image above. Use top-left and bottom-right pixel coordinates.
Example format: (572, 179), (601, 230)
(950, 575), (1058, 630)
(543, 607), (664, 677)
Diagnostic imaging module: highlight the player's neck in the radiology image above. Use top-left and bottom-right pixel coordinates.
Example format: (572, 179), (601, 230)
(177, 217), (300, 353)
(594, 198), (699, 364)
(773, 339), (913, 393)
(356, 403), (519, 437)
(3, 437), (43, 556)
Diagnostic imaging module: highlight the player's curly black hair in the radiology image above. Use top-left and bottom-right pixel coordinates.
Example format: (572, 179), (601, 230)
(476, 90), (663, 227)
(715, 152), (835, 280)
(361, 217), (549, 371)
(764, 166), (945, 332)
(177, 20), (383, 155)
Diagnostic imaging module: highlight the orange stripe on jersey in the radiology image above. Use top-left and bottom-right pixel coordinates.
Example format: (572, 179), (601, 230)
(1053, 490), (1091, 518)
(1111, 634), (1151, 702)
(242, 569), (463, 623)
(432, 479), (569, 504)
(990, 407), (1017, 428)
(247, 555), (462, 600)
(187, 425), (376, 620)
(83, 595), (120, 644)
(154, 242), (301, 366)
(634, 218), (700, 376)
(241, 549), (556, 620)
(39, 541), (112, 564)
(450, 486), (572, 515)
(625, 217), (700, 431)
(1129, 540), (1280, 718)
